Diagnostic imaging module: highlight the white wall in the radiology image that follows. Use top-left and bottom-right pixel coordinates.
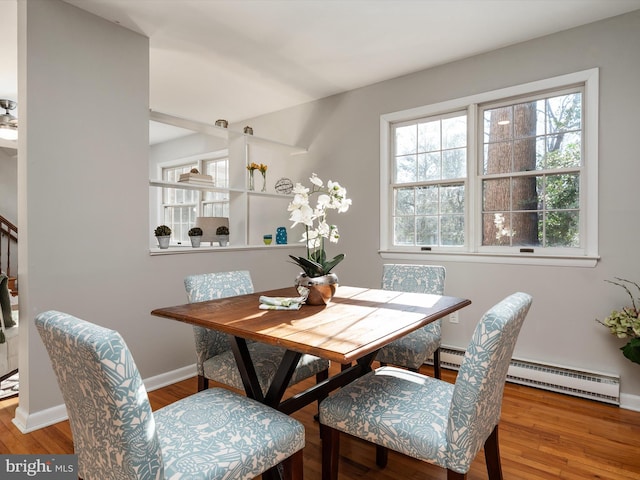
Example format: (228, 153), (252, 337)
(16, 0), (306, 431)
(240, 11), (640, 407)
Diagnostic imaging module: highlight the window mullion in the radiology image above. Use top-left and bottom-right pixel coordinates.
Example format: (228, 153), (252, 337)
(468, 103), (479, 253)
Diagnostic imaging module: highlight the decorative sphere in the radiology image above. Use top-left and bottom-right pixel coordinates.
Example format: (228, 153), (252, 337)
(275, 177), (294, 194)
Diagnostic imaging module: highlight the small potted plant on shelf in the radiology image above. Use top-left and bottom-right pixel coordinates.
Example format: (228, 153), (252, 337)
(154, 225), (172, 249)
(188, 227), (203, 248)
(216, 225), (229, 247)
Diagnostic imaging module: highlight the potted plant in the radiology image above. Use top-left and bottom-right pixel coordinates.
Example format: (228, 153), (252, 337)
(598, 278), (640, 365)
(216, 225), (229, 246)
(188, 227), (203, 248)
(287, 173), (352, 305)
(154, 225), (172, 249)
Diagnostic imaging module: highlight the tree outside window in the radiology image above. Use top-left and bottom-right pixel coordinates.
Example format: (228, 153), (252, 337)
(481, 90), (582, 249)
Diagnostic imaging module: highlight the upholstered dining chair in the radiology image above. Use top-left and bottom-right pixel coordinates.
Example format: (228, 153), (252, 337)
(36, 310), (305, 480)
(377, 264), (446, 377)
(185, 270), (330, 394)
(319, 292), (533, 480)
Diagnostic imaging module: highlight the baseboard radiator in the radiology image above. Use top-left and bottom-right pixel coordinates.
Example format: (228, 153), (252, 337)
(438, 347), (620, 405)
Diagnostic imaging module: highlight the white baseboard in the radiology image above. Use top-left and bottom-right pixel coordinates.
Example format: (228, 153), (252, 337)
(620, 393), (640, 412)
(12, 364), (197, 433)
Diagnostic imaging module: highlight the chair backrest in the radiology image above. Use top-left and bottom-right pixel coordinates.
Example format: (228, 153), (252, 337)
(184, 270), (254, 303)
(35, 311), (164, 480)
(382, 264), (446, 295)
(184, 271), (254, 371)
(445, 292), (532, 472)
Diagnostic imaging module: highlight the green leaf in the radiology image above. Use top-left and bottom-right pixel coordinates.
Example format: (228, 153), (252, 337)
(288, 255), (324, 277)
(322, 253), (345, 274)
(621, 337), (640, 365)
(309, 249), (326, 266)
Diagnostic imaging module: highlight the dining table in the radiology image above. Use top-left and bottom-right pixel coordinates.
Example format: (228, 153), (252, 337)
(151, 284), (471, 415)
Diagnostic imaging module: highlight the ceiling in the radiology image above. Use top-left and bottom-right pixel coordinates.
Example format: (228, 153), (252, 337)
(1, 0), (639, 145)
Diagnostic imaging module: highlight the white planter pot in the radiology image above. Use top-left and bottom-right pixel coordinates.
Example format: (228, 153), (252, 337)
(156, 235), (170, 249)
(217, 235), (229, 247)
(190, 236), (202, 248)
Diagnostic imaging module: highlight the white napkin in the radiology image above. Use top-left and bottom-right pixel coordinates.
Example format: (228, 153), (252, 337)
(258, 295), (306, 310)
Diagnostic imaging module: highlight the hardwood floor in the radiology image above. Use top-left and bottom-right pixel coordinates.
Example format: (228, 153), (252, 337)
(2, 364), (639, 479)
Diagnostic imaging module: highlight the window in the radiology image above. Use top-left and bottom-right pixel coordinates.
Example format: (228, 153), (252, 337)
(481, 89), (582, 250)
(393, 113), (467, 247)
(380, 69), (598, 265)
(160, 154), (229, 244)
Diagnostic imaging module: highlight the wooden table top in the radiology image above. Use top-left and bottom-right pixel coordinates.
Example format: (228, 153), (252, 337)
(151, 285), (471, 364)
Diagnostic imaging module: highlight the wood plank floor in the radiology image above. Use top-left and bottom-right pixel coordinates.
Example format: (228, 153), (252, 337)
(2, 364), (640, 479)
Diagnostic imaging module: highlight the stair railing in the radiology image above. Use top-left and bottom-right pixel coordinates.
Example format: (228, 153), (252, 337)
(0, 214), (17, 280)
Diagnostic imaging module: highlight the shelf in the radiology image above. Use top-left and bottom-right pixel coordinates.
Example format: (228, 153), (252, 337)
(148, 180), (294, 199)
(149, 179), (241, 193)
(247, 190), (293, 199)
(150, 110), (307, 250)
(150, 110), (229, 140)
(149, 243), (304, 255)
(150, 110), (307, 154)
(244, 134), (307, 156)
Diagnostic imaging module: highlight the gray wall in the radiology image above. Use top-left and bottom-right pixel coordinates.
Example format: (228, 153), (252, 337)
(16, 0), (305, 431)
(240, 10), (640, 408)
(16, 1), (640, 431)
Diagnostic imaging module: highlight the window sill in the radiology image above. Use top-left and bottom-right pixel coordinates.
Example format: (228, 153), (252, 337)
(379, 250), (599, 267)
(150, 243), (304, 256)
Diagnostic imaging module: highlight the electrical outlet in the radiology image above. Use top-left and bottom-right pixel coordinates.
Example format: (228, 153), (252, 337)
(449, 311), (459, 324)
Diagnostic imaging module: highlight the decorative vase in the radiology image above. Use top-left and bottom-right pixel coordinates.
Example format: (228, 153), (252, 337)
(190, 236), (202, 248)
(276, 227), (287, 244)
(261, 172), (267, 192)
(248, 170), (255, 191)
(295, 273), (339, 306)
(156, 235), (170, 249)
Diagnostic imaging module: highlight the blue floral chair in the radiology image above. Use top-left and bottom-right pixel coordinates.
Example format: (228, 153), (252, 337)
(376, 264), (446, 377)
(35, 310), (305, 480)
(185, 270), (330, 394)
(319, 292), (533, 480)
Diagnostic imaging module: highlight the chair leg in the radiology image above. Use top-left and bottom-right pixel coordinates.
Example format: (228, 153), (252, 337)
(321, 424), (340, 480)
(375, 445), (388, 468)
(433, 348), (442, 379)
(316, 368), (329, 408)
(197, 375), (208, 392)
(484, 425), (504, 480)
(447, 469), (466, 479)
(281, 449), (304, 480)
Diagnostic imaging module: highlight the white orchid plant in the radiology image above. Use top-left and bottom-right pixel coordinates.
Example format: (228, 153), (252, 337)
(288, 173), (352, 277)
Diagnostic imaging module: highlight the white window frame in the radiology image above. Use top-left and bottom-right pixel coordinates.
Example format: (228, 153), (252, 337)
(380, 68), (599, 267)
(155, 150), (229, 245)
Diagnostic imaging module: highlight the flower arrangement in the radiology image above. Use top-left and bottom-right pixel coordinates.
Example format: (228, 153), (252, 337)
(598, 278), (640, 365)
(287, 173), (352, 277)
(188, 227), (203, 237)
(246, 162), (267, 191)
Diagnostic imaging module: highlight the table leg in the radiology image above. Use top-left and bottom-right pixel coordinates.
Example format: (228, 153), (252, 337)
(229, 337), (265, 402)
(278, 350), (379, 414)
(264, 349), (302, 407)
